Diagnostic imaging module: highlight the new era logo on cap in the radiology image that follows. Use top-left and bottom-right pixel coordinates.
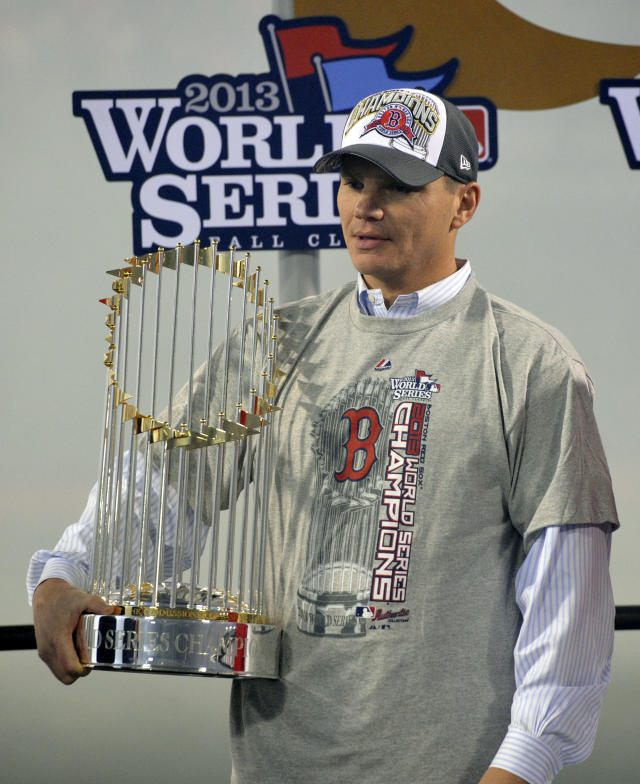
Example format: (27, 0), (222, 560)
(460, 154), (471, 171)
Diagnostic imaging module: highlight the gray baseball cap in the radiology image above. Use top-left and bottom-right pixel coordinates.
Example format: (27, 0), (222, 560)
(314, 88), (478, 186)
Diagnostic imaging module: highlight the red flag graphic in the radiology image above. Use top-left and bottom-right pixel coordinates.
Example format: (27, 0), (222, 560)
(275, 25), (398, 79)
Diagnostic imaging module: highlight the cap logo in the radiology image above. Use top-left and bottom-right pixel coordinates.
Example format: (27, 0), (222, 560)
(363, 103), (415, 145)
(460, 154), (471, 171)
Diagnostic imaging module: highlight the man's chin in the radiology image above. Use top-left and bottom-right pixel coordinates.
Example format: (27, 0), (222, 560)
(351, 253), (391, 276)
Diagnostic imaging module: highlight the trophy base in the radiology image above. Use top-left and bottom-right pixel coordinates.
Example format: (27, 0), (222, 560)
(77, 612), (281, 678)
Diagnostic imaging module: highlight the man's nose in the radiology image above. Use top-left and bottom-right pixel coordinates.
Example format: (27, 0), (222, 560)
(354, 191), (383, 220)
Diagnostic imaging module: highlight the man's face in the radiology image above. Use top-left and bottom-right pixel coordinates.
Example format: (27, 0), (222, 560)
(337, 157), (464, 301)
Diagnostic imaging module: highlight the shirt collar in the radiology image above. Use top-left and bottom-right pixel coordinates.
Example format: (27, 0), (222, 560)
(356, 260), (472, 318)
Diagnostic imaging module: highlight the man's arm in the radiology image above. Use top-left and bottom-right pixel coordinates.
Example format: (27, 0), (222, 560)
(486, 523), (614, 784)
(27, 454), (199, 683)
(32, 578), (117, 684)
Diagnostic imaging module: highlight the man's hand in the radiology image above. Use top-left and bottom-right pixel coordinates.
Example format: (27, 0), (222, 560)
(32, 578), (117, 685)
(478, 768), (530, 784)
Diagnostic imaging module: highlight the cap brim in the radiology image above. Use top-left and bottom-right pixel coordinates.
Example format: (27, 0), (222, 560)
(313, 144), (444, 187)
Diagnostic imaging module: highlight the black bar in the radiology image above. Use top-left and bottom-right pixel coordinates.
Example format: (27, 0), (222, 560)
(1, 606), (639, 651)
(615, 605), (640, 631)
(0, 625), (37, 651)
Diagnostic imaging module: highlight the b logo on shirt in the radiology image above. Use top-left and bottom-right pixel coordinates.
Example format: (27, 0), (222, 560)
(335, 407), (383, 482)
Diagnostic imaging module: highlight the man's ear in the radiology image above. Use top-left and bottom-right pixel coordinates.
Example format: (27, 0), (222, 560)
(451, 182), (481, 230)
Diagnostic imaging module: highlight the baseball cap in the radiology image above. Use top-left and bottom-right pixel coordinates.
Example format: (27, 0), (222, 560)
(314, 88), (478, 186)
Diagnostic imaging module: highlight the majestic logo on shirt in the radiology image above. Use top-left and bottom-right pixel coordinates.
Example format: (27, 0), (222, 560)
(390, 369), (441, 400)
(374, 358), (392, 371)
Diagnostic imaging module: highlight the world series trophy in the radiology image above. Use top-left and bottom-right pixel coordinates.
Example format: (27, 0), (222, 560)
(75, 241), (283, 678)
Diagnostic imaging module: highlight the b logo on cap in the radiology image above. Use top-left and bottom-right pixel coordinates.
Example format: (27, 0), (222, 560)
(363, 103), (415, 145)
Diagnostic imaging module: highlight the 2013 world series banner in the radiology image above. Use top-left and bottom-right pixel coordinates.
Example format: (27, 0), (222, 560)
(72, 15), (498, 255)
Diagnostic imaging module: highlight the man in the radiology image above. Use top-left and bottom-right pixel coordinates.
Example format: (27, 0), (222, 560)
(29, 89), (618, 784)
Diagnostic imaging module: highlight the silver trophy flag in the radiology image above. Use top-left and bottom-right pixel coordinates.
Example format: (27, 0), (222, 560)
(76, 241), (283, 677)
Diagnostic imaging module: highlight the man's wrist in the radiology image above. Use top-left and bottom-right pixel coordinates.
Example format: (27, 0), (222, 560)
(38, 558), (87, 592)
(479, 767), (530, 784)
(490, 728), (561, 784)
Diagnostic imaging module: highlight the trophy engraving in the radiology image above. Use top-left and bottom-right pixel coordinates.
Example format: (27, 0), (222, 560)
(77, 241), (283, 677)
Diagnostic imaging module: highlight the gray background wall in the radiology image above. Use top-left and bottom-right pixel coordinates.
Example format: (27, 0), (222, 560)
(1, 1), (637, 781)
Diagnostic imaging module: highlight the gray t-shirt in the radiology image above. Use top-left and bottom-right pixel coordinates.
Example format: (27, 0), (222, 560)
(222, 275), (617, 784)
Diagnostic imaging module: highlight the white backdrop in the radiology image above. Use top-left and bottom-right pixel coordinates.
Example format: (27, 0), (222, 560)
(1, 1), (638, 782)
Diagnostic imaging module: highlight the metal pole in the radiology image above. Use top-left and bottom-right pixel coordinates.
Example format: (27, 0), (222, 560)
(271, 0), (321, 304)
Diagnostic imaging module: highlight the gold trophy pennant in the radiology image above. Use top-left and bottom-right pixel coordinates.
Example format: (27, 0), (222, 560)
(161, 247), (179, 270)
(232, 256), (247, 281)
(220, 417), (250, 440)
(165, 429), (211, 450)
(100, 294), (121, 314)
(134, 413), (167, 435)
(201, 424), (234, 445)
(238, 407), (263, 431)
(198, 242), (215, 269)
(121, 402), (138, 422)
(108, 262), (142, 286)
(253, 395), (275, 415)
(179, 242), (198, 267)
(247, 271), (265, 306)
(111, 277), (129, 299)
(149, 423), (181, 444)
(215, 251), (231, 274)
(265, 379), (278, 399)
(112, 385), (132, 408)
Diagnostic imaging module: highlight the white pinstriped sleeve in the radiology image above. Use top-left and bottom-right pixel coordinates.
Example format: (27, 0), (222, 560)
(26, 481), (98, 599)
(490, 524), (614, 784)
(26, 454), (189, 604)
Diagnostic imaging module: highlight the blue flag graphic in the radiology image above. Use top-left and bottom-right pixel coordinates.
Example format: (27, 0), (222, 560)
(319, 55), (458, 112)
